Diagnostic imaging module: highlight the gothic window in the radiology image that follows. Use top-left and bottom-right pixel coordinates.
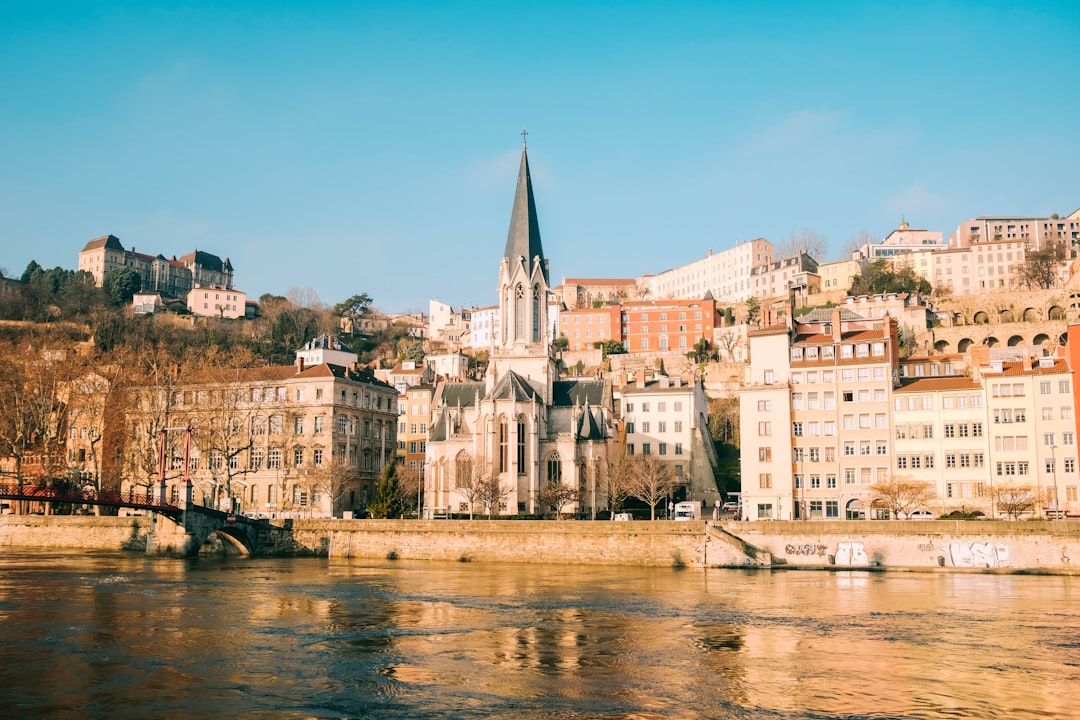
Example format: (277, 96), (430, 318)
(547, 452), (561, 485)
(455, 451), (472, 489)
(533, 284), (541, 342)
(516, 416), (526, 472)
(515, 284), (525, 341)
(499, 417), (509, 472)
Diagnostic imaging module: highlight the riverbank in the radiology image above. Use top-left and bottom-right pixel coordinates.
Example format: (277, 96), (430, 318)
(2, 515), (1079, 573)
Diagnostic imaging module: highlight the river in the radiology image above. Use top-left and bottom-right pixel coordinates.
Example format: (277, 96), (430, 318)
(0, 550), (1077, 719)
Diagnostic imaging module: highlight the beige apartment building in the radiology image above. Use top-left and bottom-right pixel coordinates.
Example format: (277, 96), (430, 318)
(620, 372), (720, 506)
(740, 307), (901, 521)
(121, 358), (398, 519)
(977, 355), (1076, 517)
(643, 238), (774, 304)
(893, 377), (988, 516)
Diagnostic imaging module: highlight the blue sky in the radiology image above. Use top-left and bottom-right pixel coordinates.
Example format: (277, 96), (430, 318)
(2, 1), (1078, 313)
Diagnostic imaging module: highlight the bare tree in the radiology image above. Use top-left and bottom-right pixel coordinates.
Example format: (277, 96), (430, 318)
(603, 450), (633, 516)
(396, 461), (424, 518)
(627, 454), (679, 520)
(475, 470), (511, 518)
(0, 341), (71, 512)
(1018, 241), (1066, 290)
(843, 230), (877, 260)
(990, 483), (1041, 521)
(778, 228), (828, 261)
(870, 475), (936, 519)
(454, 455), (497, 520)
(539, 479), (580, 520)
(716, 329), (744, 362)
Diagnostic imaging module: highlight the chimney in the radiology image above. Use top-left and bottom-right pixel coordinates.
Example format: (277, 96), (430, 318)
(297, 356), (305, 373)
(831, 307), (843, 342)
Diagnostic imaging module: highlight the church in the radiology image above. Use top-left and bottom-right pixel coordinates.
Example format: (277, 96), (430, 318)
(424, 141), (616, 517)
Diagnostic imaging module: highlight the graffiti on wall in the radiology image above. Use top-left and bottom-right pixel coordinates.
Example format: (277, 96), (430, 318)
(940, 540), (1012, 568)
(834, 541), (869, 566)
(785, 543), (827, 556)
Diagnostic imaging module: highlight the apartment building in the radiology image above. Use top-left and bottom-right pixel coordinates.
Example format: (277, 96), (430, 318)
(855, 220), (946, 260)
(893, 377), (988, 516)
(643, 239), (774, 304)
(469, 305), (500, 352)
(740, 307), (900, 521)
(749, 253), (819, 302)
(977, 355), (1075, 517)
(952, 211), (1080, 253)
(554, 278), (639, 309)
(398, 384), (433, 480)
(620, 296), (718, 353)
(121, 358), (398, 519)
(817, 257), (864, 295)
(621, 373), (719, 505)
(186, 285), (247, 319)
(559, 304), (622, 352)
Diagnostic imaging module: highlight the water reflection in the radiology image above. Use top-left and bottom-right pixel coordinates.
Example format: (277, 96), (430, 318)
(0, 552), (1077, 719)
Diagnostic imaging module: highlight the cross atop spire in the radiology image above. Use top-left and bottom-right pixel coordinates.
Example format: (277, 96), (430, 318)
(503, 139), (547, 283)
(521, 127), (528, 148)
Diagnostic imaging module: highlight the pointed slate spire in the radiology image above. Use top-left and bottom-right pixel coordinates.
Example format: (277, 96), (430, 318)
(503, 137), (548, 284)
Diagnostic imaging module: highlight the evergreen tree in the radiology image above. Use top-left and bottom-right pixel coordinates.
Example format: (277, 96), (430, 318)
(368, 461), (405, 518)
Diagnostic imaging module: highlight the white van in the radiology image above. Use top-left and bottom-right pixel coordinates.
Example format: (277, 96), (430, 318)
(673, 501), (700, 521)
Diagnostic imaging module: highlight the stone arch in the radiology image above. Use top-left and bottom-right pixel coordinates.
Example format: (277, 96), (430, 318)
(1069, 292), (1080, 311)
(1049, 305), (1066, 320)
(951, 312), (965, 326)
(208, 527), (253, 556)
(999, 309), (1015, 324)
(985, 336), (1000, 347)
(973, 311), (990, 325)
(1023, 307), (1040, 322)
(1060, 332), (1068, 346)
(957, 338), (974, 353)
(1007, 335), (1025, 347)
(934, 340), (950, 353)
(845, 498), (864, 520)
(1033, 332), (1051, 348)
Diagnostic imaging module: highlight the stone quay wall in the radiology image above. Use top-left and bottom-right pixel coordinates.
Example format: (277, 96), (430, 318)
(725, 519), (1080, 571)
(281, 519), (707, 567)
(0, 515), (151, 551)
(4, 515), (1080, 572)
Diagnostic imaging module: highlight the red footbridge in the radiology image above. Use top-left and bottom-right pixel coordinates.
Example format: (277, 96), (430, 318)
(0, 483), (181, 516)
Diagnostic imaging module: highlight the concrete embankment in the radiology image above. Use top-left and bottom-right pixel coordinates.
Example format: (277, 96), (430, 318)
(721, 519), (1080, 572)
(3, 515), (1080, 572)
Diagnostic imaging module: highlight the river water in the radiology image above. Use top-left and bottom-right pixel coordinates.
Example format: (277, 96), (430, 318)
(0, 551), (1077, 719)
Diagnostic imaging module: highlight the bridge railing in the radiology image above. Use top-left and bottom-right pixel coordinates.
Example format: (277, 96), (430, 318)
(0, 483), (180, 510)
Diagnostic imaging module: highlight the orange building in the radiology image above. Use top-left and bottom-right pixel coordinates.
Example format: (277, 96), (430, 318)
(558, 305), (623, 351)
(620, 294), (718, 353)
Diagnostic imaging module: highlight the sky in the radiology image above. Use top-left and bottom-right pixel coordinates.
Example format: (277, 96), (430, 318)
(2, 1), (1078, 314)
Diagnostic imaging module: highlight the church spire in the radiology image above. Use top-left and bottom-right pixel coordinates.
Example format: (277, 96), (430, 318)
(503, 137), (548, 284)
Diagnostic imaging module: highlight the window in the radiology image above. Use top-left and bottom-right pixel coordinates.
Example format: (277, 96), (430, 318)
(793, 422), (803, 437)
(758, 422), (771, 436)
(759, 473), (772, 489)
(642, 422), (651, 433)
(675, 443), (683, 455)
(642, 443), (651, 455)
(758, 447), (772, 462)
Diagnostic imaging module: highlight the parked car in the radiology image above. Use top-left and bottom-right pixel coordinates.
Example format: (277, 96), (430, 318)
(722, 501), (739, 513)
